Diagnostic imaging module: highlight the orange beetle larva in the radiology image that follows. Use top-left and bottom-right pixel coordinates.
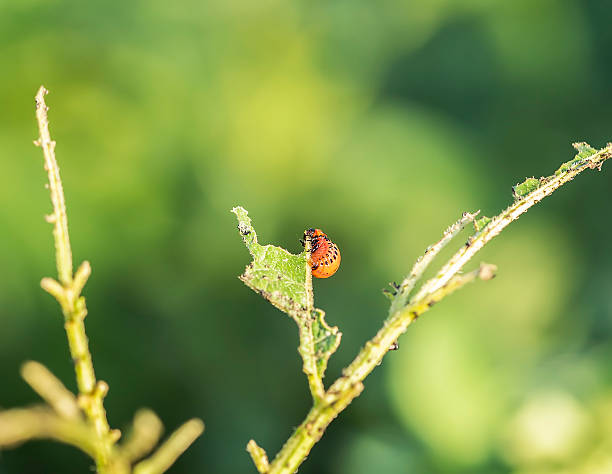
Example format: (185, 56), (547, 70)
(302, 228), (341, 278)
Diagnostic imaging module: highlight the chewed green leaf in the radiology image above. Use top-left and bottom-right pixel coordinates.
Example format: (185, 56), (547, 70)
(233, 206), (344, 392)
(573, 141), (597, 159)
(232, 205), (259, 253)
(474, 216), (492, 233)
(232, 206), (312, 316)
(555, 142), (597, 175)
(311, 309), (341, 379)
(239, 249), (310, 314)
(512, 177), (540, 200)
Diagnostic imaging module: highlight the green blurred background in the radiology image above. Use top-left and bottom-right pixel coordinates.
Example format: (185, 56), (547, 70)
(1, 0), (612, 473)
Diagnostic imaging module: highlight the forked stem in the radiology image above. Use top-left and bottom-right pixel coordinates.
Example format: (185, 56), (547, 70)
(262, 143), (611, 473)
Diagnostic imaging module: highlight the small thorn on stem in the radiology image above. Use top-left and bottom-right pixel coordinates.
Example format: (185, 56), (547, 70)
(41, 277), (65, 300)
(478, 263), (498, 281)
(73, 261), (92, 294)
(247, 439), (270, 473)
(94, 380), (109, 399)
(109, 429), (122, 443)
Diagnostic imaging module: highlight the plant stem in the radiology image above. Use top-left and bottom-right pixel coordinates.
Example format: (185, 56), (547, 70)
(268, 268), (486, 473)
(412, 143), (612, 302)
(35, 87), (73, 286)
(247, 439), (270, 473)
(297, 232), (325, 402)
(0, 406), (100, 458)
(389, 210), (479, 315)
(266, 142), (612, 473)
(297, 319), (325, 401)
(120, 410), (164, 463)
(133, 419), (204, 474)
(34, 86), (113, 468)
(20, 361), (81, 420)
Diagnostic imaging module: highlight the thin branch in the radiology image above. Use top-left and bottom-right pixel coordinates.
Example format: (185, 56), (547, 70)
(265, 142), (611, 473)
(296, 233), (325, 402)
(133, 419), (204, 474)
(389, 210), (479, 315)
(120, 410), (164, 463)
(34, 86), (73, 286)
(297, 319), (325, 401)
(268, 266), (491, 473)
(0, 406), (99, 459)
(34, 85), (113, 466)
(20, 361), (80, 420)
(1, 85), (207, 474)
(247, 439), (270, 473)
(412, 143), (611, 302)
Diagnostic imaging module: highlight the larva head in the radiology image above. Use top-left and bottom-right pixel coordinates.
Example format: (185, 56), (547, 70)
(305, 228), (326, 239)
(302, 228), (325, 247)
